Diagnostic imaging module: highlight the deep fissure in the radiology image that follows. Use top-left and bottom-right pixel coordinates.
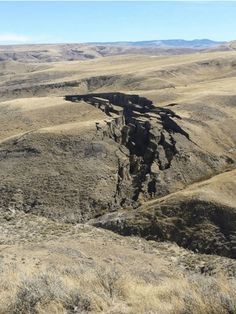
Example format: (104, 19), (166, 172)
(65, 92), (191, 204)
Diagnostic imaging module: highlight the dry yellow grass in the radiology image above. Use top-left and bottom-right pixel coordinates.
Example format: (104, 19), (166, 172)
(0, 211), (235, 314)
(0, 219), (235, 314)
(0, 97), (107, 142)
(0, 260), (235, 314)
(0, 48), (236, 313)
(142, 168), (236, 209)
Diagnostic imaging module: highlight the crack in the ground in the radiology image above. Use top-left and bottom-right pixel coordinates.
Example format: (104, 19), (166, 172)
(65, 92), (192, 204)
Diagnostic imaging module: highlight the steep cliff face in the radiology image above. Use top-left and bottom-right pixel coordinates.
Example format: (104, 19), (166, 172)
(66, 93), (222, 209)
(64, 93), (236, 258)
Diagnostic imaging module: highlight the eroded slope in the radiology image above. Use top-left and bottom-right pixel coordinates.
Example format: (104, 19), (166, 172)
(91, 168), (236, 258)
(0, 51), (236, 259)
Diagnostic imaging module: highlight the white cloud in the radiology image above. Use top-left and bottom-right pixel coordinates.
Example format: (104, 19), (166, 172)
(0, 33), (63, 45)
(0, 33), (32, 43)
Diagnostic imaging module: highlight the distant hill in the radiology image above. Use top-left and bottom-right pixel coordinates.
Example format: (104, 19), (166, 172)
(0, 39), (227, 63)
(227, 40), (236, 50)
(91, 39), (225, 48)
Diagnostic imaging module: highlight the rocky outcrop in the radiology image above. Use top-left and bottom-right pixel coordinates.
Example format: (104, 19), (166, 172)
(66, 93), (192, 206)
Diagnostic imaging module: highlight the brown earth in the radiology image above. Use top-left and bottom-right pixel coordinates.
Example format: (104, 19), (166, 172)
(0, 47), (236, 313)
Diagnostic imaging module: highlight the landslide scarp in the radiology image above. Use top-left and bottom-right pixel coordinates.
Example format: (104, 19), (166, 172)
(65, 93), (192, 204)
(0, 92), (235, 257)
(65, 92), (234, 206)
(65, 92), (236, 258)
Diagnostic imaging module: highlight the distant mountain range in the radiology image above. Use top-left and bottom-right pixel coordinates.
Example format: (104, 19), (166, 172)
(91, 39), (225, 49)
(0, 39), (229, 63)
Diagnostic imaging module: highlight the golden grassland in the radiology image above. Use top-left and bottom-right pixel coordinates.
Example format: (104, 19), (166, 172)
(0, 212), (235, 314)
(0, 48), (236, 313)
(1, 263), (235, 314)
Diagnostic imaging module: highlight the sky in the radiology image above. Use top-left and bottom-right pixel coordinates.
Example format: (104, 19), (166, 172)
(0, 1), (236, 44)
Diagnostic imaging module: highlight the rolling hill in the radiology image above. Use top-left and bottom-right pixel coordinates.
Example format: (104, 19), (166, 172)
(0, 44), (236, 313)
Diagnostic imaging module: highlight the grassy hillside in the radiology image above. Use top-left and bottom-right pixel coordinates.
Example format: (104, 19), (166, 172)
(0, 47), (236, 313)
(0, 212), (235, 314)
